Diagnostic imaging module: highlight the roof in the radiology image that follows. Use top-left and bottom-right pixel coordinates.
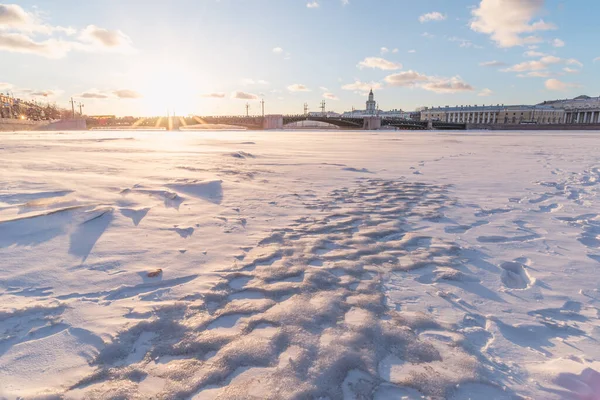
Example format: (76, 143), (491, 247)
(423, 104), (559, 112)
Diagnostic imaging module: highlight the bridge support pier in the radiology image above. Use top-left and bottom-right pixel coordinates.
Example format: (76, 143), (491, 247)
(363, 116), (381, 130)
(263, 115), (283, 130)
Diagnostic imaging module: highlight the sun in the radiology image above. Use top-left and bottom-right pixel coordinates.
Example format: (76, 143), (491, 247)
(138, 62), (200, 116)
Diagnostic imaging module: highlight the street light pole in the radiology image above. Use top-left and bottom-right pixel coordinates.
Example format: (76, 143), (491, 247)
(70, 97), (75, 119)
(261, 99), (265, 117)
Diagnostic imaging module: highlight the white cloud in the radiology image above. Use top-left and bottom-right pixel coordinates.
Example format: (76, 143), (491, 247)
(79, 25), (132, 51)
(552, 38), (565, 47)
(0, 5), (132, 58)
(78, 91), (109, 99)
(419, 12), (446, 23)
(478, 88), (493, 96)
(272, 47), (283, 54)
(408, 49), (416, 53)
(545, 78), (580, 91)
(306, 2), (319, 8)
(341, 80), (382, 93)
(323, 93), (339, 100)
(517, 71), (554, 78)
(287, 84), (310, 92)
(479, 60), (507, 67)
(232, 91), (259, 100)
(392, 48), (398, 53)
(421, 32), (435, 39)
(201, 92), (226, 98)
(563, 67), (580, 74)
(0, 4), (74, 35)
(524, 50), (546, 57)
(503, 55), (574, 72)
(0, 4), (32, 28)
(380, 47), (389, 54)
(113, 89), (142, 99)
(242, 78), (269, 86)
(0, 82), (13, 90)
(358, 57), (402, 71)
(470, 0), (555, 47)
(594, 57), (600, 63)
(28, 90), (56, 97)
(0, 33), (72, 58)
(421, 76), (474, 93)
(384, 71), (474, 94)
(319, 86), (329, 91)
(384, 70), (429, 87)
(341, 0), (349, 5)
(448, 36), (483, 49)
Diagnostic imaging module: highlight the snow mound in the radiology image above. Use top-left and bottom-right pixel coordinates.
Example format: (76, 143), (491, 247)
(166, 180), (223, 204)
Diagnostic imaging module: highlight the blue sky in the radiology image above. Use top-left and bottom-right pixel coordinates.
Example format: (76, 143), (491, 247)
(1, 0), (598, 116)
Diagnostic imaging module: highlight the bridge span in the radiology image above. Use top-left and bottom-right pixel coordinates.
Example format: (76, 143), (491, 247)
(182, 115), (466, 131)
(88, 115), (466, 131)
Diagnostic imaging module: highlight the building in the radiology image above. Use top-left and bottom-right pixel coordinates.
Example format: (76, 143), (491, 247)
(366, 89), (376, 115)
(541, 95), (600, 124)
(307, 111), (341, 118)
(420, 104), (565, 125)
(341, 90), (379, 118)
(380, 109), (413, 119)
(340, 90), (415, 120)
(0, 94), (15, 119)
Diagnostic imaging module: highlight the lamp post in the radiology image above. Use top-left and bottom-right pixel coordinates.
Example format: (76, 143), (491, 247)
(70, 97), (76, 119)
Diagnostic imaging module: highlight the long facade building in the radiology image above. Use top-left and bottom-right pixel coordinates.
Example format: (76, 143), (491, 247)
(541, 95), (600, 124)
(421, 104), (565, 125)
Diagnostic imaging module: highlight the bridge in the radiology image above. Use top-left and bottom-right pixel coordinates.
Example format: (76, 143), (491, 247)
(87, 115), (467, 131)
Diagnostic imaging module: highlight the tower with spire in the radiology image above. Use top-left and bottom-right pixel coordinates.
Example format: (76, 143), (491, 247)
(366, 88), (377, 115)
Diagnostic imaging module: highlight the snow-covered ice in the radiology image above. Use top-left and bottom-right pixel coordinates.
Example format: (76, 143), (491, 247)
(1, 129), (600, 399)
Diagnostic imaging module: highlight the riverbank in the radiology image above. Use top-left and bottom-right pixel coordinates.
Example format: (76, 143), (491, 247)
(0, 118), (86, 132)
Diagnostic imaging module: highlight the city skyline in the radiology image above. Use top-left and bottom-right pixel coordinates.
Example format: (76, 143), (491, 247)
(1, 0), (599, 116)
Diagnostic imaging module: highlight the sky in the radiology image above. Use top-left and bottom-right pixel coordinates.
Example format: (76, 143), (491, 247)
(1, 0), (599, 117)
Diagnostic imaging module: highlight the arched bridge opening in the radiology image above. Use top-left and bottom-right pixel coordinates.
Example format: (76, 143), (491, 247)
(283, 116), (363, 129)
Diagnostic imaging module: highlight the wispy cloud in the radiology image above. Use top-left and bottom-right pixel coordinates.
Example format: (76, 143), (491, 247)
(232, 91), (259, 100)
(503, 56), (582, 73)
(201, 92), (226, 98)
(113, 89), (142, 99)
(448, 36), (483, 49)
(419, 12), (446, 23)
(341, 80), (382, 94)
(287, 84), (311, 92)
(479, 60), (507, 67)
(478, 88), (493, 96)
(545, 78), (580, 91)
(242, 79), (269, 86)
(385, 71), (474, 93)
(306, 2), (319, 8)
(358, 57), (402, 71)
(79, 91), (109, 99)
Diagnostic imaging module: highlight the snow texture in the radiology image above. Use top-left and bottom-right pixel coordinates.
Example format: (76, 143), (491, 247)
(1, 129), (600, 399)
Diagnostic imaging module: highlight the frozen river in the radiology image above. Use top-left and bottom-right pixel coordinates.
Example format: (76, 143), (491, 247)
(1, 129), (599, 399)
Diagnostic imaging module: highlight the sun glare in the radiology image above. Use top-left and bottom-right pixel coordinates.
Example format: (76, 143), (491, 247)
(138, 63), (200, 116)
